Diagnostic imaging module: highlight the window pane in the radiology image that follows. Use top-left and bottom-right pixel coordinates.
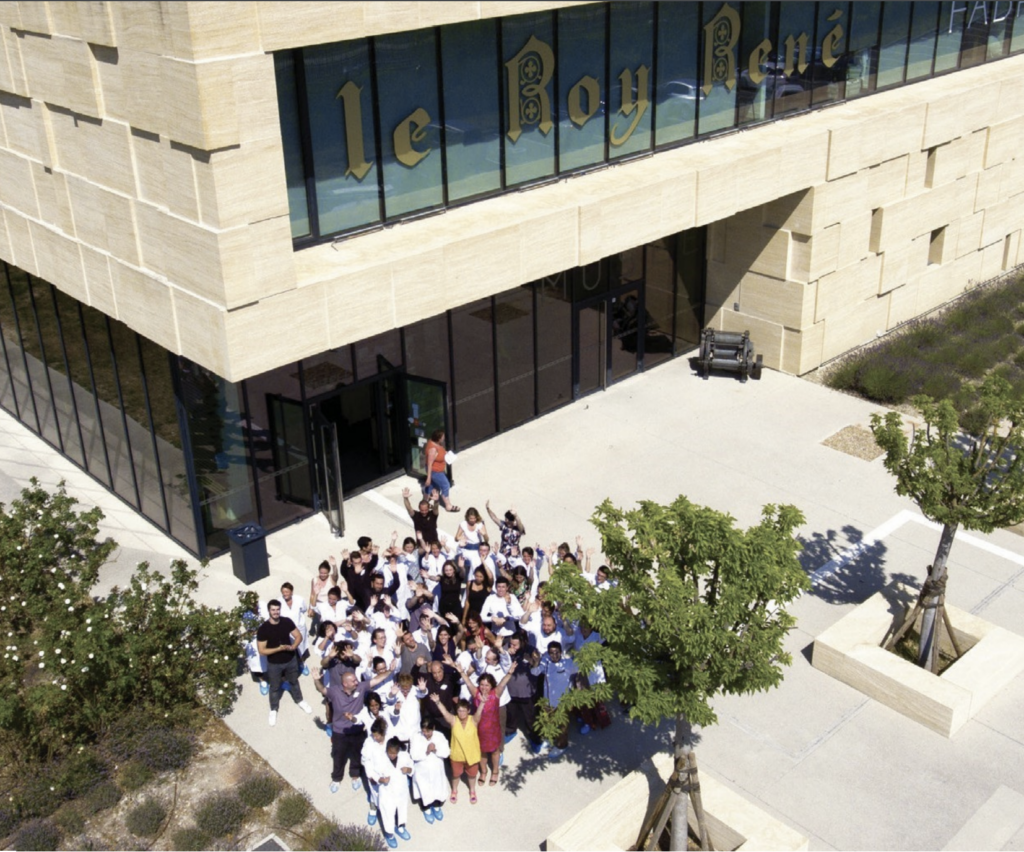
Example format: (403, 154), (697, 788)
(82, 308), (138, 507)
(404, 314), (450, 385)
(674, 228), (706, 351)
(244, 363), (313, 531)
(558, 5), (606, 172)
(655, 2), (699, 146)
(608, 2), (654, 159)
(9, 269), (59, 445)
(698, 2), (738, 134)
(139, 339), (197, 551)
(0, 265), (32, 427)
(450, 297), (495, 447)
(1012, 5), (1024, 53)
(495, 285), (535, 431)
(179, 361), (257, 556)
(535, 273), (572, 413)
(774, 2), (816, 115)
(31, 279), (84, 466)
(353, 328), (402, 380)
(274, 51), (311, 239)
(53, 290), (110, 486)
(810, 3), (848, 106)
(441, 20), (502, 202)
(935, 1), (964, 71)
(847, 2), (881, 96)
(304, 40), (381, 236)
(644, 238), (675, 370)
(738, 2), (776, 125)
(0, 315), (13, 415)
(503, 12), (556, 186)
(986, 6), (1011, 59)
(110, 321), (166, 527)
(906, 3), (940, 81)
(959, 1), (989, 66)
(377, 29), (443, 218)
(877, 2), (912, 88)
(302, 346), (354, 396)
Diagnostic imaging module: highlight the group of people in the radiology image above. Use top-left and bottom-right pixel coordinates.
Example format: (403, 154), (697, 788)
(248, 451), (613, 848)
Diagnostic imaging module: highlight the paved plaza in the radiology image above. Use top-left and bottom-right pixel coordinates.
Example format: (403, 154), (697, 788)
(1, 357), (1022, 851)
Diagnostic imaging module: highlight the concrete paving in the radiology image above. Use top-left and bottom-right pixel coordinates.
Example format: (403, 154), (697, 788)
(2, 357), (1023, 851)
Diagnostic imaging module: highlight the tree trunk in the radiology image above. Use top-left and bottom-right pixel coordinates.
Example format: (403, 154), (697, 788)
(918, 521), (958, 668)
(670, 715), (710, 851)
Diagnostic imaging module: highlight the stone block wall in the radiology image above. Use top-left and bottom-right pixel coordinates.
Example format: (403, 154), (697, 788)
(1, 2), (1023, 382)
(704, 65), (1024, 375)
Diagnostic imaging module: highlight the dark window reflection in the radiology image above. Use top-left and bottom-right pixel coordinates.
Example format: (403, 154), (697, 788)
(674, 228), (706, 351)
(810, 3), (849, 106)
(139, 338), (197, 552)
(738, 2), (776, 125)
(495, 286), (535, 431)
(535, 274), (572, 413)
(404, 314), (450, 384)
(243, 362), (313, 530)
(81, 307), (137, 506)
(0, 264), (32, 426)
(847, 2), (882, 96)
(32, 279), (84, 466)
(451, 297), (496, 447)
(53, 290), (111, 486)
(773, 2), (816, 115)
(6, 266), (53, 440)
(302, 347), (354, 397)
(179, 360), (257, 555)
(353, 328), (402, 380)
(644, 238), (676, 370)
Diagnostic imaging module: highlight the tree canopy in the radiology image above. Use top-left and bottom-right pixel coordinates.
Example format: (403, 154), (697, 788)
(539, 496), (809, 732)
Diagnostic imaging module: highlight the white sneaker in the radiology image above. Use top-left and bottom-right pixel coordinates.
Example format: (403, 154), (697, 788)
(269, 710), (278, 727)
(297, 700), (313, 714)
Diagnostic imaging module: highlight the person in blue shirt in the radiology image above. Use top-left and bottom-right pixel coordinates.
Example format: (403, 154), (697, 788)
(530, 641), (579, 759)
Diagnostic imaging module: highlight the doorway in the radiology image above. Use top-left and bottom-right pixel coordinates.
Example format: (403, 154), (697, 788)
(306, 368), (451, 533)
(573, 284), (643, 398)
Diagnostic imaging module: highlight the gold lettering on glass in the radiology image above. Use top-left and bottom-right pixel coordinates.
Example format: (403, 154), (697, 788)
(609, 66), (650, 147)
(747, 38), (772, 84)
(335, 80), (373, 180)
(505, 35), (555, 143)
(394, 107), (432, 167)
(702, 3), (740, 96)
(783, 32), (809, 76)
(568, 75), (601, 127)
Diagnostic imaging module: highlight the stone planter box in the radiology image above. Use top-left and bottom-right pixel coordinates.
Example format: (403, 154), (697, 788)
(547, 751), (808, 852)
(812, 582), (1024, 737)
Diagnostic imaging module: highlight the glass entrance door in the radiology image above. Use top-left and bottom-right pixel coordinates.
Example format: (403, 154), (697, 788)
(404, 374), (450, 479)
(310, 404), (344, 535)
(573, 285), (642, 398)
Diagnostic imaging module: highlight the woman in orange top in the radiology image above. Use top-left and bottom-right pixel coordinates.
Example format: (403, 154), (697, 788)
(423, 429), (458, 513)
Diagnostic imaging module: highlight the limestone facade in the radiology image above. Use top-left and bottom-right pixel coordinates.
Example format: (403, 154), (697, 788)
(1, 2), (1023, 382)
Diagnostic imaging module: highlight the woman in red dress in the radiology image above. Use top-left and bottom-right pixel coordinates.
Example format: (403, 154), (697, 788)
(455, 665), (514, 786)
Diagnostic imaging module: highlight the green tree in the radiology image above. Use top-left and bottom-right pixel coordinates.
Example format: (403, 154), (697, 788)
(870, 375), (1024, 671)
(0, 480), (246, 761)
(540, 496), (808, 851)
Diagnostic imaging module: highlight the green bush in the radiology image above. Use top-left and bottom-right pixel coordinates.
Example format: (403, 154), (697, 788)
(274, 790), (311, 829)
(171, 826), (213, 851)
(238, 775), (281, 809)
(118, 759), (155, 792)
(13, 771), (62, 820)
(313, 821), (386, 852)
(11, 819), (61, 852)
(0, 483), (247, 765)
(859, 363), (910, 404)
(125, 797), (168, 838)
(194, 792), (248, 838)
(79, 780), (122, 815)
(0, 807), (20, 838)
(52, 806), (85, 837)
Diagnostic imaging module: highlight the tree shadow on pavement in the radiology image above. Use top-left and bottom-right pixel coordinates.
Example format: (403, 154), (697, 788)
(499, 708), (677, 799)
(798, 524), (918, 605)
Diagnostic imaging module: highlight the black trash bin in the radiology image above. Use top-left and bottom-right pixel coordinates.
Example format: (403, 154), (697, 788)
(228, 524), (269, 585)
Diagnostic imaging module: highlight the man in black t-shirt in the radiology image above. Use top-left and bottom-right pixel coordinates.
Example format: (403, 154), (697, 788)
(403, 486), (439, 544)
(256, 600), (314, 727)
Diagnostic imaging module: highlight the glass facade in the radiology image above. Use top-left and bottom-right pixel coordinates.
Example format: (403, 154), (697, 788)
(276, 1), (1024, 246)
(0, 221), (705, 559)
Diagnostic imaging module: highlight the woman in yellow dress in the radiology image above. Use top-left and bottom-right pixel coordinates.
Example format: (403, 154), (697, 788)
(429, 694), (482, 804)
